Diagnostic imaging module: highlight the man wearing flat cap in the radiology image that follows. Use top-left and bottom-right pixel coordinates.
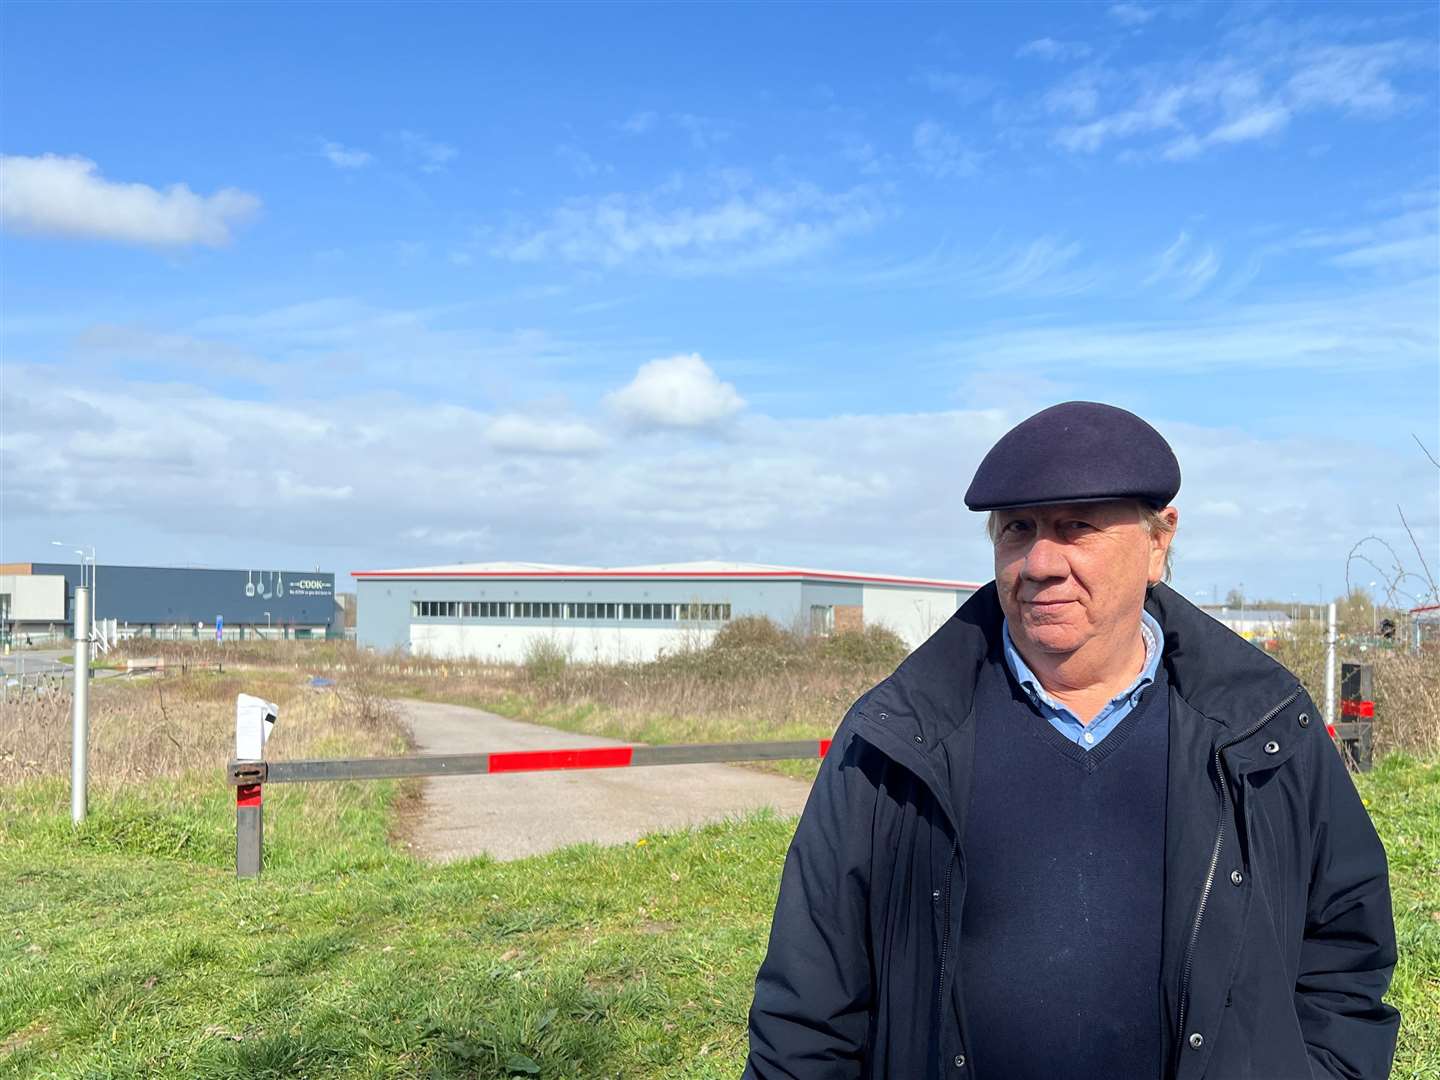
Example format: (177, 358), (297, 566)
(744, 402), (1399, 1079)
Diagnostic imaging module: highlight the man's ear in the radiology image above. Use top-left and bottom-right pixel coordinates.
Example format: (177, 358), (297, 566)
(1146, 505), (1179, 585)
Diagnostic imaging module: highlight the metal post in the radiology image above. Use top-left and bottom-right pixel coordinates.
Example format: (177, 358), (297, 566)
(235, 694), (277, 878)
(236, 785), (263, 878)
(71, 586), (90, 825)
(1324, 602), (1337, 735)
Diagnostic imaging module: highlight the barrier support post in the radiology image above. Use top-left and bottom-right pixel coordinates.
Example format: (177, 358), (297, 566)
(1338, 662), (1375, 772)
(234, 694), (278, 879)
(237, 783), (263, 878)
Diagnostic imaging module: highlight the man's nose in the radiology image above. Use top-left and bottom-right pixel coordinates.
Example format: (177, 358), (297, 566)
(1021, 536), (1069, 581)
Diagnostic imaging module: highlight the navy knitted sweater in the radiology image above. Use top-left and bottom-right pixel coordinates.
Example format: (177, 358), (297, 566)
(958, 650), (1170, 1080)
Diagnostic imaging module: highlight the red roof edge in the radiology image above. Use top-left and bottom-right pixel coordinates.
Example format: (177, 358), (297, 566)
(351, 568), (984, 590)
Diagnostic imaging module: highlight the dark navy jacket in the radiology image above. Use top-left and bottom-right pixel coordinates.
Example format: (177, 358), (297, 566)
(744, 582), (1400, 1080)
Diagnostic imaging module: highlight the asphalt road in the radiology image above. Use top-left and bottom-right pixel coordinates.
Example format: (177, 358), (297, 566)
(396, 699), (816, 862)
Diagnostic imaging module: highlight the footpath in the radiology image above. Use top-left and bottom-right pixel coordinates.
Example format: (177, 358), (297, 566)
(396, 698), (816, 861)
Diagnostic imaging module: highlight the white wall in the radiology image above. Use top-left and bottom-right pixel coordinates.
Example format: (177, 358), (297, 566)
(410, 623), (720, 664)
(862, 585), (962, 649)
(0, 574), (66, 621)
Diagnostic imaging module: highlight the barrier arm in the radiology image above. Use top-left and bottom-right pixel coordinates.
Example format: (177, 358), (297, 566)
(225, 732), (833, 879)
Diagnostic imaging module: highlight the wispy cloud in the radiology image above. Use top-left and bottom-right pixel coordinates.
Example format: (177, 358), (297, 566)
(935, 278), (1436, 374)
(320, 139), (373, 169)
(1145, 232), (1221, 298)
(0, 154), (260, 248)
(1108, 3), (1156, 27)
(674, 113), (733, 150)
(555, 142), (608, 178)
(851, 235), (1101, 298)
(491, 176), (882, 273)
(396, 130), (458, 173)
(1277, 188), (1439, 276)
(484, 413), (609, 455)
(1051, 34), (1429, 160)
(1016, 38), (1092, 62)
(615, 111), (734, 149)
(913, 120), (982, 179)
(917, 69), (996, 106)
(620, 110), (658, 135)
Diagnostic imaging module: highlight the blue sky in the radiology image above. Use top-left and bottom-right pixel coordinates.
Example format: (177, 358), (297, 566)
(3, 0), (1437, 608)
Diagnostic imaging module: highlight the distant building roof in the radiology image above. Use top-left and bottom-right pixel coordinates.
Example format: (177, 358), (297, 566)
(1201, 607), (1293, 623)
(352, 560), (983, 590)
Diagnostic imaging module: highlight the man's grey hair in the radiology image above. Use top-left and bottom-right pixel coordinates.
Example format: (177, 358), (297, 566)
(984, 501), (1177, 583)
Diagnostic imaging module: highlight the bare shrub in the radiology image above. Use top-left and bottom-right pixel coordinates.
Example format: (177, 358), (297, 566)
(1270, 627), (1439, 757)
(1, 672), (409, 794)
(522, 636), (569, 682)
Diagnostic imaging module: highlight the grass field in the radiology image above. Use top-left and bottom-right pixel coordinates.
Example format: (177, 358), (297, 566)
(3, 646), (1438, 1078)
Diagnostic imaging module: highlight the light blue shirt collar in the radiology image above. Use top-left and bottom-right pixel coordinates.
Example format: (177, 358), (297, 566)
(1001, 609), (1164, 749)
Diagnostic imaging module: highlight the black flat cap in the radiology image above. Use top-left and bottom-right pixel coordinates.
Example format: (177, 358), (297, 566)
(965, 401), (1180, 511)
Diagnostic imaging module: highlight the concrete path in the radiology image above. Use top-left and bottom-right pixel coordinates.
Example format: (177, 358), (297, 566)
(396, 699), (816, 863)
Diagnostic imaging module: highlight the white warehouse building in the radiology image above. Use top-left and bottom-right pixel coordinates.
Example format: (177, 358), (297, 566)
(354, 561), (982, 663)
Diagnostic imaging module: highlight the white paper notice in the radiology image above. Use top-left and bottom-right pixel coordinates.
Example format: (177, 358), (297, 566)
(235, 693), (278, 760)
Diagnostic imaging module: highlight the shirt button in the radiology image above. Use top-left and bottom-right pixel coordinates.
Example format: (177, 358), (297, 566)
(1188, 1033), (1204, 1050)
(1230, 869), (1244, 886)
(953, 1054), (967, 1068)
(1083, 731), (1095, 744)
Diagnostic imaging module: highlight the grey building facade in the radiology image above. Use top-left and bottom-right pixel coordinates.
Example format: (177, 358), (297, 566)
(3, 562), (337, 640)
(355, 561), (980, 663)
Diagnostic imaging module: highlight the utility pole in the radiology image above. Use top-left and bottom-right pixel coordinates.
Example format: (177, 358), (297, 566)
(1324, 602), (1337, 728)
(71, 586), (90, 825)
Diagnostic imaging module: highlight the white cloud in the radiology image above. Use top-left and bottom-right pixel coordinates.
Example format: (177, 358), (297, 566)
(484, 414), (609, 455)
(555, 143), (608, 178)
(1042, 68), (1106, 118)
(621, 111), (658, 135)
(674, 113), (733, 150)
(935, 278), (1436, 374)
(1051, 36), (1427, 160)
(5, 360), (1432, 604)
(1286, 42), (1425, 114)
(1276, 191), (1439, 276)
(492, 177), (881, 272)
(918, 69), (995, 105)
(276, 472), (353, 501)
(320, 140), (373, 169)
(1145, 232), (1221, 297)
(913, 121), (982, 179)
(0, 154), (259, 248)
(603, 354), (745, 430)
(1016, 38), (1092, 62)
(397, 130), (458, 173)
(838, 234), (1101, 298)
(1108, 3), (1156, 26)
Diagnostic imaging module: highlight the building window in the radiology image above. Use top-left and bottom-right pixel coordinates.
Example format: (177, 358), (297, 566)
(416, 598), (728, 624)
(810, 605), (835, 636)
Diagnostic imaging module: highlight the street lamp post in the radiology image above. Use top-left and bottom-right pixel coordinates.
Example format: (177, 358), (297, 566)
(51, 540), (97, 643)
(264, 611), (272, 639)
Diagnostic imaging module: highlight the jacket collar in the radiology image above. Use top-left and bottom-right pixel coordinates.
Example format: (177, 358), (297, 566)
(855, 580), (1303, 757)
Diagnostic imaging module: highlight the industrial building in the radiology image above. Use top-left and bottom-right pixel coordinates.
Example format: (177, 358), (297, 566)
(0, 562), (338, 644)
(354, 561), (982, 663)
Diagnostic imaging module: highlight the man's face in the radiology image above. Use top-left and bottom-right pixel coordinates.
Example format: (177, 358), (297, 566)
(993, 500), (1177, 657)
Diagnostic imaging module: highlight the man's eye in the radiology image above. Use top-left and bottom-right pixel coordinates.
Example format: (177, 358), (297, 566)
(1001, 521), (1030, 534)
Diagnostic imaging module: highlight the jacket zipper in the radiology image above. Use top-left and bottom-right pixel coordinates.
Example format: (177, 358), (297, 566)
(936, 842), (958, 1026)
(1175, 687), (1301, 1051)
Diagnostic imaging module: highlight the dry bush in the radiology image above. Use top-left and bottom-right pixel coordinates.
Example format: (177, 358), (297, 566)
(1270, 628), (1439, 757)
(386, 618), (911, 745)
(1, 672), (409, 794)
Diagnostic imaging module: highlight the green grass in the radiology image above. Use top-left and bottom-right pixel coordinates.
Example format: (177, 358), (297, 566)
(2, 758), (1437, 1078)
